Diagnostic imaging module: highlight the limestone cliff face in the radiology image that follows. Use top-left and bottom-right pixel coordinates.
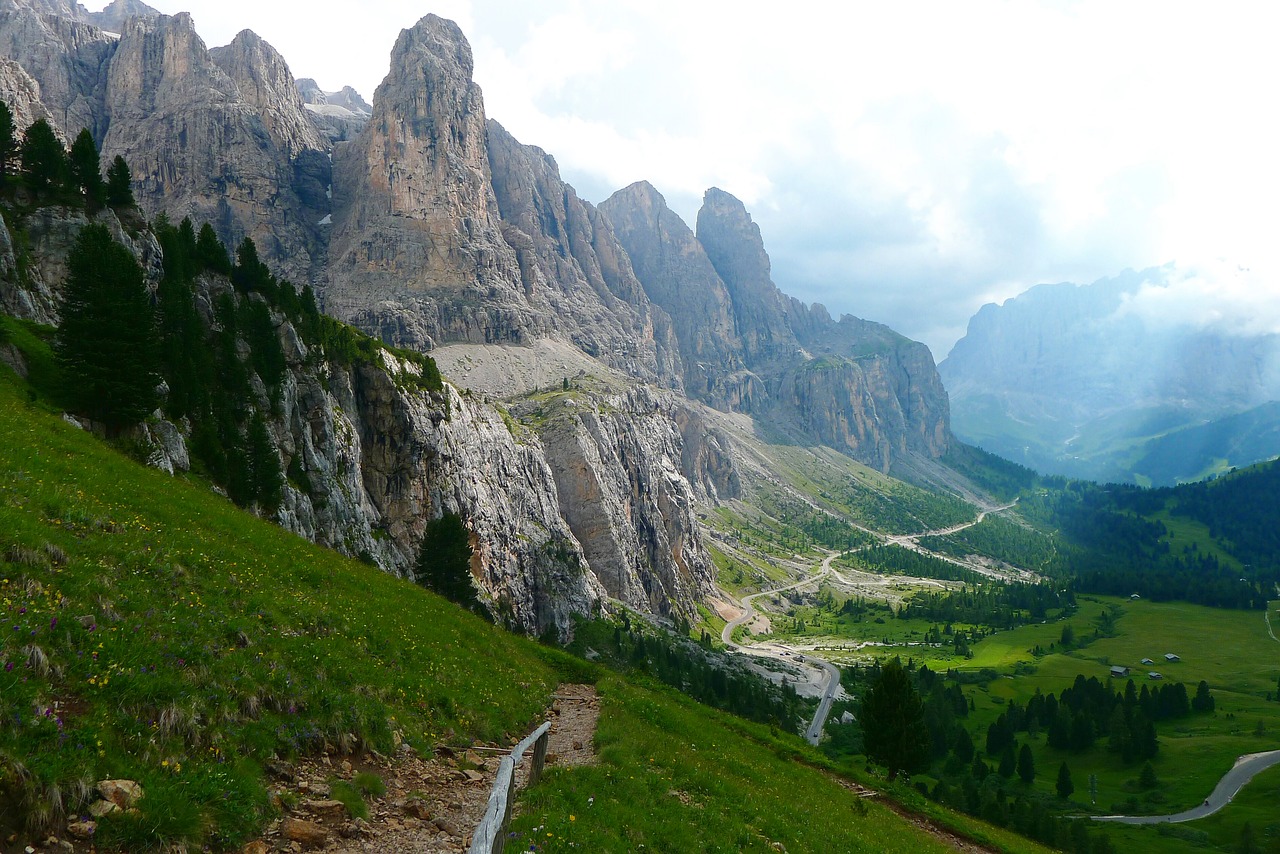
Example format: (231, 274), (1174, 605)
(209, 30), (326, 159)
(296, 78), (371, 143)
(696, 187), (800, 367)
(0, 204), (161, 324)
(605, 184), (949, 469)
(517, 385), (715, 619)
(326, 15), (534, 350)
(486, 121), (680, 387)
(0, 0), (114, 138)
(267, 337), (606, 635)
(327, 15), (683, 391)
(86, 0), (158, 32)
(600, 181), (753, 409)
(101, 13), (326, 284)
(0, 56), (59, 135)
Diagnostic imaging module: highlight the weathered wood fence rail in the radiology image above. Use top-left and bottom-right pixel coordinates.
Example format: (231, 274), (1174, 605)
(468, 720), (551, 854)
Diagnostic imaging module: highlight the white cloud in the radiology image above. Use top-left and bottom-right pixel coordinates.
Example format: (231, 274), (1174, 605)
(1114, 262), (1280, 338)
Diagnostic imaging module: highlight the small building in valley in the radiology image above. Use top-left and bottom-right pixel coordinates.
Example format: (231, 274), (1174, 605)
(1141, 658), (1154, 665)
(1148, 672), (1164, 680)
(1165, 653), (1181, 662)
(1110, 666), (1130, 678)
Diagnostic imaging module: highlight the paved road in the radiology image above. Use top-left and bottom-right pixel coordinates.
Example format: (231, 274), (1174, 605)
(803, 656), (843, 744)
(721, 551), (846, 745)
(1093, 749), (1280, 824)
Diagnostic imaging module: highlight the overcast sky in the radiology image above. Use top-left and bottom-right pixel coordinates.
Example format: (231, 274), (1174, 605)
(86, 0), (1280, 360)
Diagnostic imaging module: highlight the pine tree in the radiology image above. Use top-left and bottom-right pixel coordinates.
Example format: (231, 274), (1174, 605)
(105, 154), (134, 207)
(246, 412), (282, 511)
(20, 118), (67, 195)
(1138, 761), (1158, 789)
(415, 512), (480, 612)
(998, 743), (1017, 778)
(1017, 743), (1035, 783)
(1056, 761), (1074, 799)
(0, 100), (17, 180)
(196, 222), (232, 275)
(68, 128), (105, 209)
(859, 657), (930, 781)
(55, 223), (160, 430)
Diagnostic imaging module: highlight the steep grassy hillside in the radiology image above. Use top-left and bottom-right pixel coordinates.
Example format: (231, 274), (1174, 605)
(0, 357), (1036, 852)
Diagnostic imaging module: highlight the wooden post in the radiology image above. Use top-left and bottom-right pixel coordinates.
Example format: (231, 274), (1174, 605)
(529, 728), (549, 787)
(468, 721), (552, 854)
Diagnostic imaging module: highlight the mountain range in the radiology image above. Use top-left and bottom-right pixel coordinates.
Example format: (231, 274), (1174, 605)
(941, 265), (1280, 485)
(0, 0), (953, 635)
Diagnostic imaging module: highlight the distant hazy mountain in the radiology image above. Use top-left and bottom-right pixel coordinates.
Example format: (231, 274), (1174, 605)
(940, 266), (1280, 485)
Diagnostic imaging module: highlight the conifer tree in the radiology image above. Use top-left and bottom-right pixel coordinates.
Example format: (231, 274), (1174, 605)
(1056, 762), (1074, 799)
(1017, 743), (1035, 783)
(55, 223), (160, 430)
(415, 512), (480, 612)
(246, 412), (283, 511)
(196, 223), (232, 275)
(859, 657), (930, 781)
(68, 128), (105, 209)
(0, 101), (17, 180)
(20, 118), (67, 195)
(105, 154), (134, 207)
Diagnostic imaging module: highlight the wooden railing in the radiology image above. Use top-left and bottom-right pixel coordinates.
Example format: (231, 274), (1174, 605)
(468, 720), (551, 854)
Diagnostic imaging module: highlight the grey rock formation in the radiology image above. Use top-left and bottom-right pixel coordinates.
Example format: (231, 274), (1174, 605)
(0, 55), (60, 134)
(210, 30), (326, 159)
(0, 204), (161, 324)
(600, 181), (752, 409)
(517, 385), (714, 619)
(295, 78), (370, 142)
(0, 0), (114, 138)
(696, 187), (800, 366)
(327, 15), (534, 350)
(605, 184), (950, 470)
(327, 14), (682, 391)
(86, 0), (159, 31)
(486, 121), (680, 387)
(101, 13), (325, 284)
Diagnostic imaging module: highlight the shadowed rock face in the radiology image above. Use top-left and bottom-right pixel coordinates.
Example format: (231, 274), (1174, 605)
(605, 184), (950, 469)
(600, 181), (750, 409)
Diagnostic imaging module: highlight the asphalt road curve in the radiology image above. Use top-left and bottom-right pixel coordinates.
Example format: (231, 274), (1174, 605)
(1092, 749), (1280, 824)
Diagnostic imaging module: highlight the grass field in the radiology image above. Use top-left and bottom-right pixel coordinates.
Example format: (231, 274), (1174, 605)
(511, 673), (1052, 854)
(954, 596), (1280, 851)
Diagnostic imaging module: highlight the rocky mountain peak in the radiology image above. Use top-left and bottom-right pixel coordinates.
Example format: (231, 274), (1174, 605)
(325, 13), (529, 349)
(209, 28), (326, 158)
(695, 186), (797, 366)
(600, 181), (751, 409)
(87, 0), (159, 31)
(0, 0), (115, 138)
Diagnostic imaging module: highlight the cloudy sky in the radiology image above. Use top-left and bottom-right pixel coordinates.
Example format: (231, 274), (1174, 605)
(89, 0), (1280, 360)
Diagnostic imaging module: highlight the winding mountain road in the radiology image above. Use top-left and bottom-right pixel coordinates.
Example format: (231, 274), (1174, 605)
(721, 551), (847, 745)
(1092, 749), (1280, 824)
(717, 500), (1027, 746)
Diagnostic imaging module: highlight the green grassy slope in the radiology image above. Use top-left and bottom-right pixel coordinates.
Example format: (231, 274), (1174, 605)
(0, 360), (1039, 852)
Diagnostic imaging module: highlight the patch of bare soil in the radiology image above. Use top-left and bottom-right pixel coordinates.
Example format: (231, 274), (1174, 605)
(831, 777), (998, 853)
